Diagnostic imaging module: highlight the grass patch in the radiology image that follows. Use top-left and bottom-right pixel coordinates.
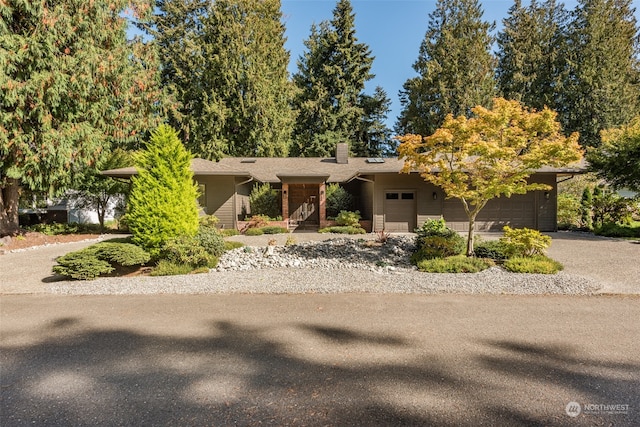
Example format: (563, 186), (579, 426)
(150, 260), (195, 276)
(503, 255), (563, 274)
(244, 228), (264, 236)
(224, 241), (244, 251)
(416, 255), (494, 273)
(318, 225), (366, 234)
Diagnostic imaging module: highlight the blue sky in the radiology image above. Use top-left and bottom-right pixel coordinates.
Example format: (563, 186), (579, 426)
(280, 0), (587, 130)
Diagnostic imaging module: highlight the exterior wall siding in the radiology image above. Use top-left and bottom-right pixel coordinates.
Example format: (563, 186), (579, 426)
(197, 176), (236, 229)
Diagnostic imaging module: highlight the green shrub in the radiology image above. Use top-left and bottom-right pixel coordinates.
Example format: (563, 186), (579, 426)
(326, 183), (354, 217)
(52, 242), (150, 280)
(557, 193), (581, 229)
(199, 215), (220, 228)
(249, 183), (281, 219)
(594, 222), (640, 238)
(220, 228), (240, 236)
(195, 226), (225, 257)
(261, 226), (288, 234)
(161, 236), (214, 267)
(224, 241), (245, 251)
(500, 226), (551, 257)
(127, 125), (200, 257)
(416, 255), (493, 273)
(474, 240), (509, 260)
(412, 218), (465, 262)
(28, 222), (98, 235)
(503, 255), (563, 274)
(318, 225), (366, 234)
(335, 210), (361, 227)
(245, 227), (264, 236)
(150, 260), (195, 276)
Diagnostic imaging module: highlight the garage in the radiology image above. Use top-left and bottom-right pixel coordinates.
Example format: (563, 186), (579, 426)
(383, 191), (416, 232)
(442, 192), (536, 232)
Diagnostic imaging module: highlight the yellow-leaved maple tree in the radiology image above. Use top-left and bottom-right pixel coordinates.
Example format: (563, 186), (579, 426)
(398, 98), (583, 256)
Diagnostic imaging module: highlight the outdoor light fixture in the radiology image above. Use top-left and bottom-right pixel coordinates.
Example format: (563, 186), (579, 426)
(432, 192), (438, 200)
(544, 191), (550, 200)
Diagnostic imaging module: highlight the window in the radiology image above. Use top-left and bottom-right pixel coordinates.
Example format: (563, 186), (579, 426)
(401, 193), (415, 200)
(386, 193), (399, 200)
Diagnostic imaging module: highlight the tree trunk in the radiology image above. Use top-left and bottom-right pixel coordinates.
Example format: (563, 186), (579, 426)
(466, 214), (476, 257)
(0, 178), (21, 236)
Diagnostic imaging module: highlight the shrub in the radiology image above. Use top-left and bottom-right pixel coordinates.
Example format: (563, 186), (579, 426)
(224, 241), (245, 251)
(412, 218), (465, 262)
(285, 235), (297, 246)
(127, 125), (199, 257)
(318, 225), (366, 234)
(594, 222), (640, 238)
(245, 227), (264, 236)
(326, 183), (354, 217)
(28, 222), (98, 235)
(161, 236), (215, 267)
(416, 255), (494, 273)
(151, 260), (195, 276)
(249, 183), (281, 219)
(53, 242), (150, 280)
(474, 240), (509, 260)
(335, 210), (361, 227)
(199, 215), (220, 228)
(557, 193), (581, 229)
(244, 214), (271, 229)
(500, 226), (551, 257)
(195, 226), (225, 257)
(261, 226), (288, 234)
(220, 228), (239, 237)
(504, 255), (563, 274)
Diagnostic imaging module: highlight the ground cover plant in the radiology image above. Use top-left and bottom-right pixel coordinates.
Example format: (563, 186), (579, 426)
(416, 255), (494, 273)
(53, 242), (151, 280)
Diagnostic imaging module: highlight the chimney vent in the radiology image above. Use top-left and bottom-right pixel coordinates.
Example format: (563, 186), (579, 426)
(336, 143), (348, 164)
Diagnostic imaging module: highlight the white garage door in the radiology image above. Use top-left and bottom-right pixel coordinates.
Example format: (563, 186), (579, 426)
(384, 191), (416, 232)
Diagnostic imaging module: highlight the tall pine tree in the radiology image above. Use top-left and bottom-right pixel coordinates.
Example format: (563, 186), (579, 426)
(564, 0), (640, 147)
(496, 0), (569, 112)
(291, 0), (389, 157)
(0, 0), (162, 235)
(142, 0), (294, 159)
(396, 0), (496, 137)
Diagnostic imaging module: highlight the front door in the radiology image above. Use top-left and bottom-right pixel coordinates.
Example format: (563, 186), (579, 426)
(289, 184), (319, 229)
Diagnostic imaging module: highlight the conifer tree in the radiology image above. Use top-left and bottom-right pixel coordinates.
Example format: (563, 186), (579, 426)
(564, 0), (640, 147)
(127, 125), (199, 257)
(496, 0), (569, 112)
(396, 0), (497, 137)
(291, 0), (385, 157)
(0, 0), (162, 235)
(355, 87), (394, 157)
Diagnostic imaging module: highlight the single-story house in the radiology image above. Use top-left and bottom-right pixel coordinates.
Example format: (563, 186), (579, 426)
(103, 143), (585, 233)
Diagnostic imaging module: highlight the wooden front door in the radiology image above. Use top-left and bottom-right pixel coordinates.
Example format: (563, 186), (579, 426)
(288, 184), (319, 228)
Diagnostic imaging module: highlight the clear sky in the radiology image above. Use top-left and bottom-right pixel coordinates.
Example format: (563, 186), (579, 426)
(280, 0), (586, 130)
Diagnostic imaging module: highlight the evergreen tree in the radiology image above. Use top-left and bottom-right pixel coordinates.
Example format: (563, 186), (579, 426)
(127, 125), (199, 257)
(396, 0), (497, 137)
(0, 0), (162, 235)
(292, 0), (384, 157)
(141, 0), (293, 159)
(355, 86), (394, 157)
(564, 0), (640, 147)
(496, 0), (569, 112)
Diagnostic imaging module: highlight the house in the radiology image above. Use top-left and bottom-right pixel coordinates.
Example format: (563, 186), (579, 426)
(103, 143), (585, 233)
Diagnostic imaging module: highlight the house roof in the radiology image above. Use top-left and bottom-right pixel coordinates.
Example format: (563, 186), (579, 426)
(102, 156), (587, 182)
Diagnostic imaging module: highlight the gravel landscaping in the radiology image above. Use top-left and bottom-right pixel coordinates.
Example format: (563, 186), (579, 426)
(49, 236), (602, 295)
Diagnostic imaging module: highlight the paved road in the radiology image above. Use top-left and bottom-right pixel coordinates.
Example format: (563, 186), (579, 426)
(1, 294), (639, 426)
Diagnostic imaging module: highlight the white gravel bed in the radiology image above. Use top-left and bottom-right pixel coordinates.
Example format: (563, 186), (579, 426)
(48, 237), (602, 295)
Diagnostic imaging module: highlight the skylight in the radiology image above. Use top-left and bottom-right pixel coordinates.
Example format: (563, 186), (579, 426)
(366, 158), (385, 163)
(240, 158), (257, 163)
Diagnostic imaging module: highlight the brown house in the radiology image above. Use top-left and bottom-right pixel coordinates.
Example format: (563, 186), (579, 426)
(103, 143), (584, 233)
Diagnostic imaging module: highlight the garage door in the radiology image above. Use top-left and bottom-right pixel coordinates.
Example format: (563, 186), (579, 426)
(384, 191), (416, 232)
(442, 194), (536, 231)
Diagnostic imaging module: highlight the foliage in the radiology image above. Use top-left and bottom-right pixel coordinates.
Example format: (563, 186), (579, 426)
(127, 125), (200, 257)
(53, 242), (151, 280)
(563, 0), (640, 147)
(72, 149), (133, 231)
(580, 187), (593, 229)
(500, 226), (552, 258)
(150, 260), (198, 277)
(375, 229), (391, 244)
(416, 255), (493, 273)
(591, 190), (637, 226)
(496, 0), (569, 112)
(195, 226), (225, 257)
(396, 0), (496, 137)
(261, 226), (288, 234)
(249, 184), (281, 219)
(335, 210), (362, 228)
(325, 184), (355, 218)
(27, 222), (99, 236)
(199, 215), (220, 228)
(140, 0), (294, 159)
(588, 116), (640, 191)
(503, 255), (563, 274)
(398, 97), (582, 256)
(318, 226), (366, 234)
(412, 219), (465, 262)
(160, 236), (216, 268)
(594, 222), (640, 238)
(224, 241), (245, 251)
(245, 228), (264, 236)
(0, 0), (162, 235)
(285, 235), (297, 246)
(557, 193), (582, 229)
(220, 228), (240, 237)
(291, 0), (391, 157)
(473, 240), (510, 261)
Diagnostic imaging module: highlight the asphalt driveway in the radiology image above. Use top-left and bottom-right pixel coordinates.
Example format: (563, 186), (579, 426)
(1, 294), (639, 426)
